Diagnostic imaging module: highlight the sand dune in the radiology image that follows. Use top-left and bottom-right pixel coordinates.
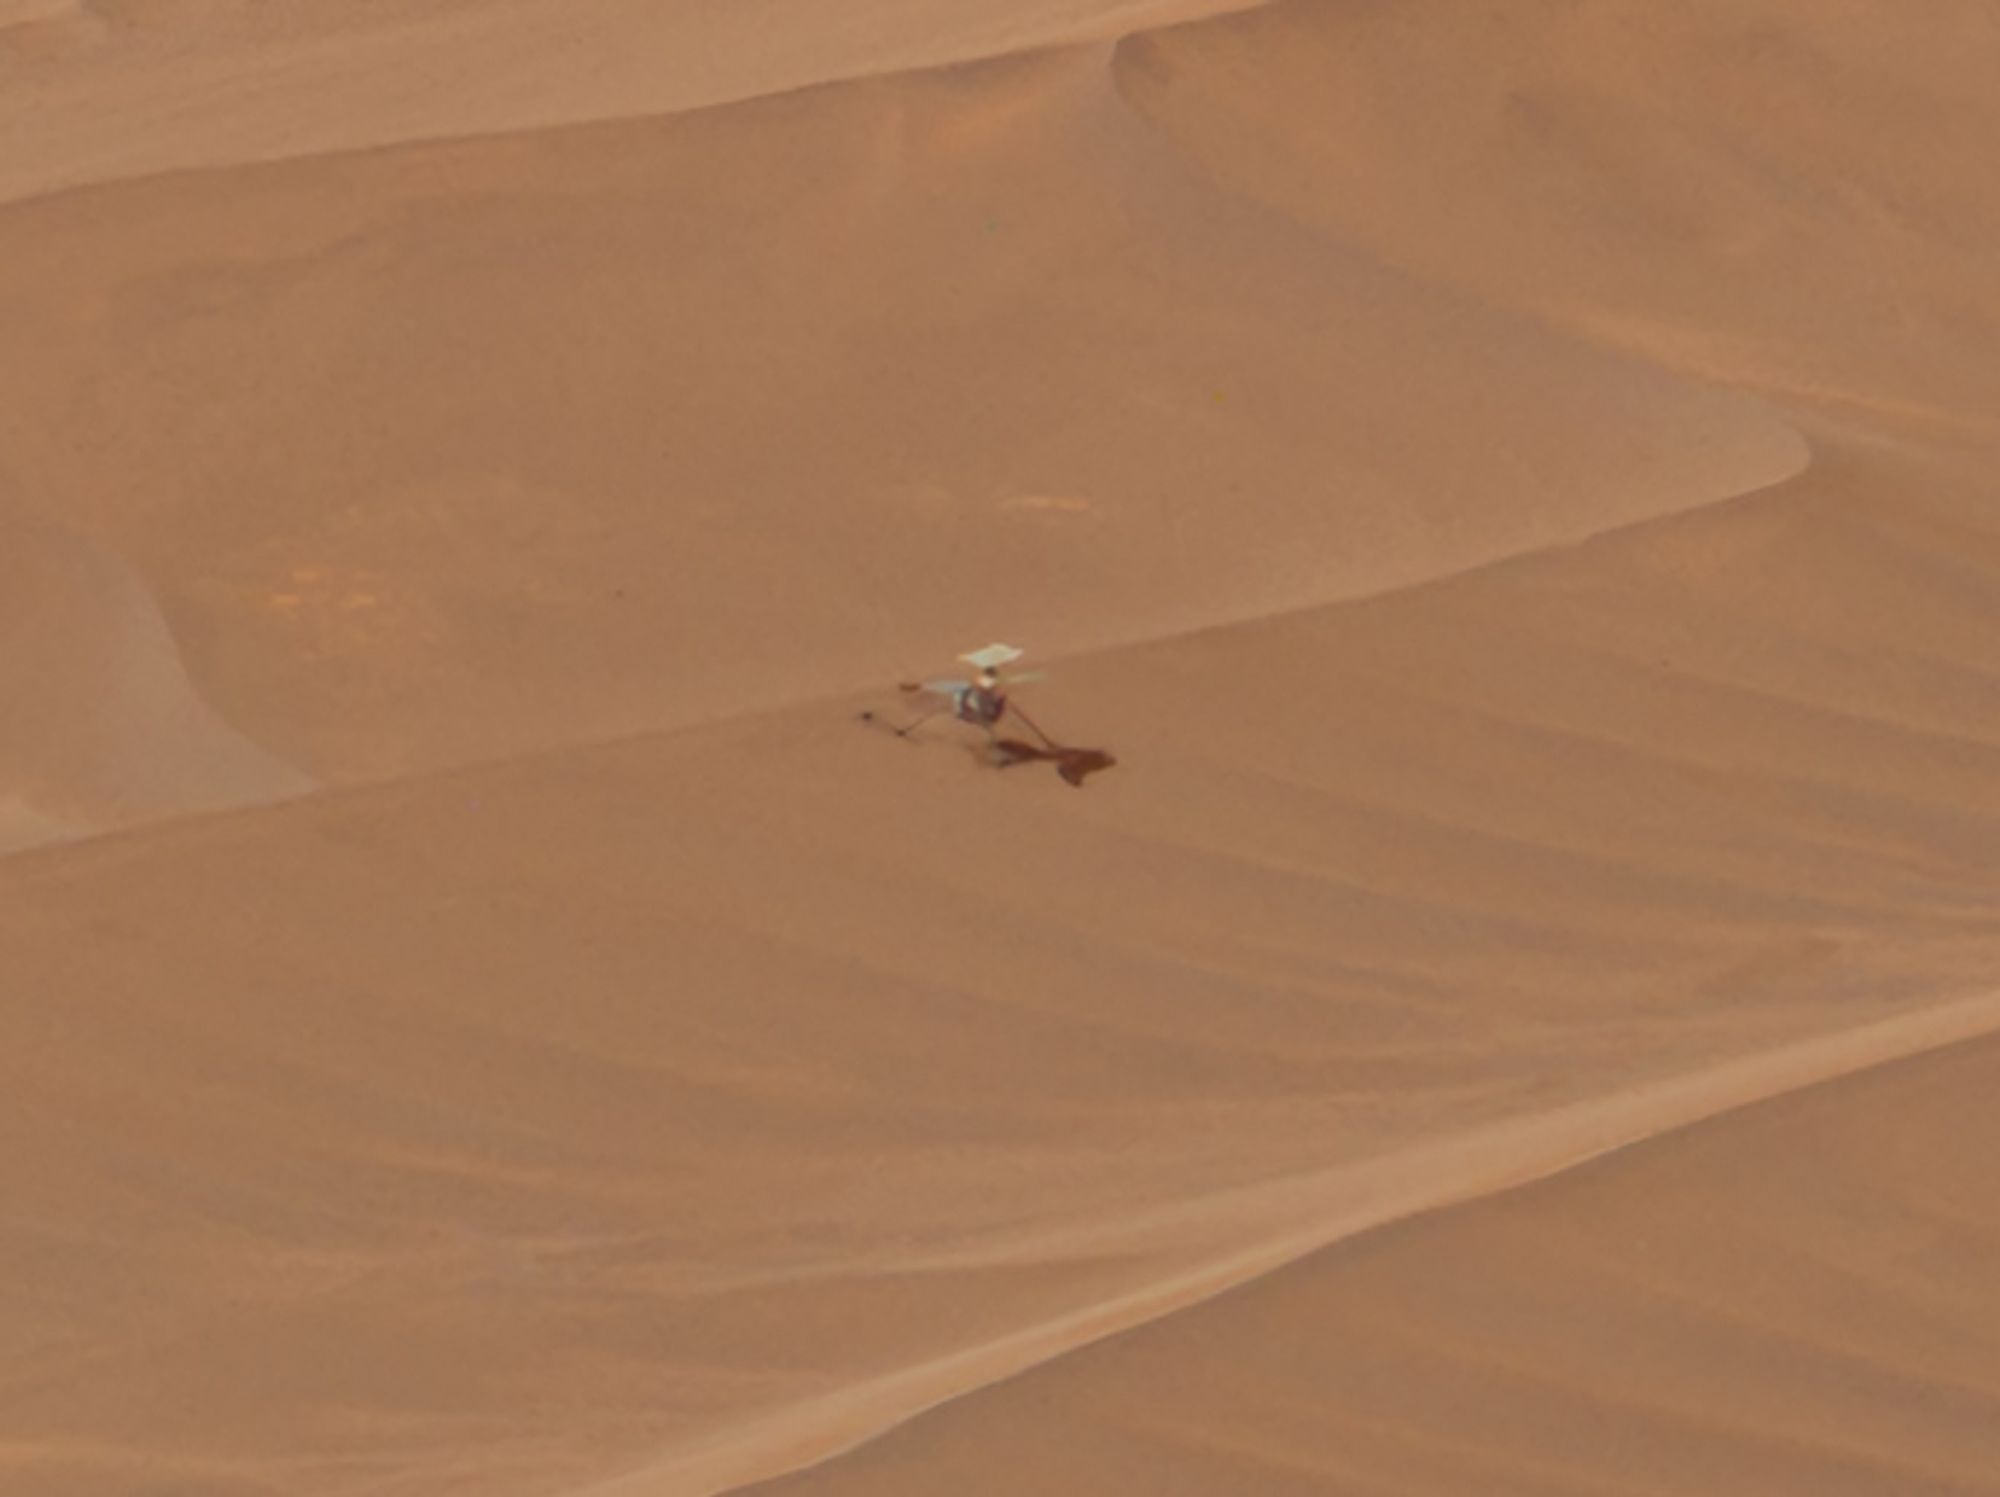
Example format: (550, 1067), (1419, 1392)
(4, 1), (2000, 1495)
(7, 439), (2000, 1492)
(0, 40), (1801, 806)
(0, 0), (1258, 204)
(748, 1029), (2000, 1497)
(1115, 0), (2000, 418)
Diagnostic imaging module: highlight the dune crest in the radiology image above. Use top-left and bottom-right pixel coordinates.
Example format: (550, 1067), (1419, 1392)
(742, 1025), (2000, 1496)
(592, 991), (2000, 1496)
(1112, 0), (2000, 422)
(0, 0), (1262, 204)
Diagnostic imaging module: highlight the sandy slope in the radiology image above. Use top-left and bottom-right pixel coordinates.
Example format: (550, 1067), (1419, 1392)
(1114, 0), (2000, 420)
(6, 438), (2000, 1494)
(4, 1), (2000, 1495)
(0, 0), (1256, 204)
(747, 1030), (2000, 1497)
(0, 39), (1798, 816)
(0, 517), (309, 831)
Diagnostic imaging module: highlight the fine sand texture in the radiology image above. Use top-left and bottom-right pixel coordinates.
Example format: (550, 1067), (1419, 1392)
(745, 1030), (2000, 1497)
(5, 2), (2000, 1495)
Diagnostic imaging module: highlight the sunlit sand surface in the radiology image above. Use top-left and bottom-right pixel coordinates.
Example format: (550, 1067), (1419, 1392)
(4, 2), (2000, 1494)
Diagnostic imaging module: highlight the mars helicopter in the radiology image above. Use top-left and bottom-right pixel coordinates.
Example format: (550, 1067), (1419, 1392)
(861, 643), (1116, 787)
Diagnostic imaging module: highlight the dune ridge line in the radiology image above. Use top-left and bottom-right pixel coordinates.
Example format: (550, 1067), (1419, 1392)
(0, 0), (1268, 207)
(0, 432), (1811, 873)
(559, 986), (2000, 1496)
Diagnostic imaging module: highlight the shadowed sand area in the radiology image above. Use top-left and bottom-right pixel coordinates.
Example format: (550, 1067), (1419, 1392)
(4, 1), (2000, 1495)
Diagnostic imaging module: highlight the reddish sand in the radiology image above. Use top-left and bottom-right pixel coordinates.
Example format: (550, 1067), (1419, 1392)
(3, 2), (1999, 1495)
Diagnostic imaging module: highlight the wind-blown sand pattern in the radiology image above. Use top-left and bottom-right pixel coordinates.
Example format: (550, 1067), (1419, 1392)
(745, 1030), (2000, 1497)
(4, 2), (2000, 1495)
